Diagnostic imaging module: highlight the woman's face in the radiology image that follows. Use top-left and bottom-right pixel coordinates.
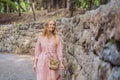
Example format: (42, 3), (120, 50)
(48, 21), (55, 32)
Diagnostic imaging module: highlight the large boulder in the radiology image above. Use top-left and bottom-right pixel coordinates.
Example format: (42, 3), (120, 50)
(110, 67), (120, 80)
(100, 41), (120, 66)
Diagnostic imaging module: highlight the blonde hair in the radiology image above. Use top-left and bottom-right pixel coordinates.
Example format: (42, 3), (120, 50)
(42, 20), (58, 47)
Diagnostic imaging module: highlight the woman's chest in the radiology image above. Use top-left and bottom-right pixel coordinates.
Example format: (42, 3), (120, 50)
(40, 37), (56, 49)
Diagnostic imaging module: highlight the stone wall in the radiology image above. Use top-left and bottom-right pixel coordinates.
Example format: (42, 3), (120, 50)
(58, 0), (120, 80)
(0, 0), (120, 80)
(0, 23), (44, 55)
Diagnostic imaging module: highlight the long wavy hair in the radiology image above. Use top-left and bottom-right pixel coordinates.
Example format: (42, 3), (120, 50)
(42, 20), (58, 46)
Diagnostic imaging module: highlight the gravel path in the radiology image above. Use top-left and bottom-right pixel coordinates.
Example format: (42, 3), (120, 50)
(0, 53), (36, 80)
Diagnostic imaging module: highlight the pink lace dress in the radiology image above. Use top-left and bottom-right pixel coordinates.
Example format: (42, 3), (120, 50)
(34, 35), (63, 80)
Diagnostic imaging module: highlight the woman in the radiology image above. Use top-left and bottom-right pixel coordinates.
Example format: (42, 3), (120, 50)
(33, 20), (64, 80)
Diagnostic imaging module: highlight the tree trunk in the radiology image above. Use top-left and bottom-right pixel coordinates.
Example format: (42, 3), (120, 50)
(9, 6), (14, 13)
(59, 0), (62, 8)
(51, 0), (54, 8)
(47, 0), (51, 12)
(64, 0), (67, 8)
(3, 3), (8, 13)
(53, 0), (56, 8)
(69, 0), (76, 17)
(61, 0), (67, 8)
(89, 0), (93, 10)
(67, 0), (69, 9)
(18, 0), (21, 16)
(30, 1), (36, 21)
(56, 0), (59, 9)
(100, 0), (108, 5)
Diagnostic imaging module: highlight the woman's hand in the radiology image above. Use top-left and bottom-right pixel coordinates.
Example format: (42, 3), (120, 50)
(32, 64), (37, 72)
(33, 58), (38, 73)
(60, 62), (64, 70)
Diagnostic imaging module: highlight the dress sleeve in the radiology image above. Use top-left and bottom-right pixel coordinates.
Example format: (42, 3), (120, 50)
(34, 37), (41, 59)
(57, 37), (63, 61)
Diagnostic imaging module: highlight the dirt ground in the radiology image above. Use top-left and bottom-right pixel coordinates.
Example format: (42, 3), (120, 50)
(0, 9), (85, 25)
(0, 53), (35, 80)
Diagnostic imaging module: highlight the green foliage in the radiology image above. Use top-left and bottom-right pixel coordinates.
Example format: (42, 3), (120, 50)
(19, 0), (29, 12)
(0, 0), (18, 10)
(75, 0), (100, 9)
(0, 0), (29, 13)
(0, 0), (101, 14)
(94, 0), (100, 7)
(0, 3), (4, 13)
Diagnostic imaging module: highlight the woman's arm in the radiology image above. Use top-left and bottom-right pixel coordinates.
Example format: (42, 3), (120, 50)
(56, 37), (64, 69)
(33, 58), (38, 66)
(33, 37), (41, 70)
